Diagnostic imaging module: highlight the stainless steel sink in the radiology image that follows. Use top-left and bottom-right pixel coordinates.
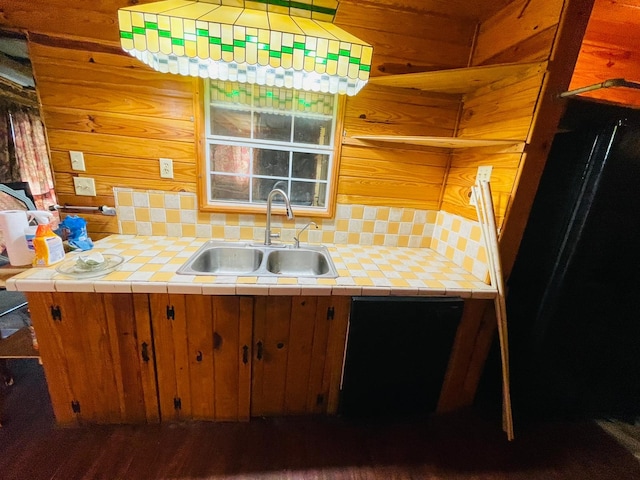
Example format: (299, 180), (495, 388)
(266, 249), (331, 276)
(181, 245), (263, 274)
(177, 241), (338, 278)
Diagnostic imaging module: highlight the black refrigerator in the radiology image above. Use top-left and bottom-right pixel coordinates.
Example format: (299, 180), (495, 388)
(505, 98), (640, 421)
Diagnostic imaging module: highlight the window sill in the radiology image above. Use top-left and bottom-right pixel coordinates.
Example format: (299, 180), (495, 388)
(198, 201), (334, 219)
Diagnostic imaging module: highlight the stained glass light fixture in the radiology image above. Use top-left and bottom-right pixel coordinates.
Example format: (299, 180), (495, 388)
(118, 0), (373, 95)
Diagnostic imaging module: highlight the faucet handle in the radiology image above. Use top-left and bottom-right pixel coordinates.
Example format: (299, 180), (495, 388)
(293, 221), (318, 248)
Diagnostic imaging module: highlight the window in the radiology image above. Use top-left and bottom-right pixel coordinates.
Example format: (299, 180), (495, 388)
(202, 80), (341, 215)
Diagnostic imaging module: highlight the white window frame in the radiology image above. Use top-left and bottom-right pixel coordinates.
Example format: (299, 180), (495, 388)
(201, 80), (342, 217)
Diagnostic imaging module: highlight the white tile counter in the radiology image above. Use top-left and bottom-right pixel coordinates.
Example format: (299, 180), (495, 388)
(6, 235), (496, 299)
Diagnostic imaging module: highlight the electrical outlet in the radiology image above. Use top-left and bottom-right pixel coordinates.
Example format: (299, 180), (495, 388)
(69, 151), (86, 171)
(159, 158), (173, 179)
(470, 166), (493, 205)
(73, 177), (97, 196)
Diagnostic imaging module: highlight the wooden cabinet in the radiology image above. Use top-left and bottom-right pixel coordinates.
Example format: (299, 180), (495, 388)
(149, 294), (253, 422)
(26, 292), (158, 425)
(251, 296), (350, 417)
(149, 294), (350, 421)
(27, 292), (350, 425)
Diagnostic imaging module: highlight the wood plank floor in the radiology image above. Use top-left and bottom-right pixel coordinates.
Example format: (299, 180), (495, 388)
(1, 359), (640, 480)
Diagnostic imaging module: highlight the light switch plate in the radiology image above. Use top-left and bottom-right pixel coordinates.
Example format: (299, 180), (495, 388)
(73, 177), (97, 196)
(69, 151), (86, 171)
(159, 158), (173, 179)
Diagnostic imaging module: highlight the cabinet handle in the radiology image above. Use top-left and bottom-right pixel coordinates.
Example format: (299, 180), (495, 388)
(242, 345), (249, 364)
(141, 342), (150, 362)
(196, 350), (203, 362)
(256, 341), (263, 360)
(213, 332), (222, 350)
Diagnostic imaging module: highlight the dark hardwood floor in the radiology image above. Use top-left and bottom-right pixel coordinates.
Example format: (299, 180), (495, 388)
(1, 359), (640, 480)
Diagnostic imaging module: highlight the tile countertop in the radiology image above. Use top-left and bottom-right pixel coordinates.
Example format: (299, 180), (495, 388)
(6, 235), (497, 299)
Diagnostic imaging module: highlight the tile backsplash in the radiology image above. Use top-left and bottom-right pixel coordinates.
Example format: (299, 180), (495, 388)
(114, 188), (437, 248)
(114, 188), (490, 283)
(430, 211), (490, 282)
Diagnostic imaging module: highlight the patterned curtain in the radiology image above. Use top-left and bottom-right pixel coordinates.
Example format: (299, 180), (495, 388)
(0, 105), (21, 183)
(1, 104), (57, 212)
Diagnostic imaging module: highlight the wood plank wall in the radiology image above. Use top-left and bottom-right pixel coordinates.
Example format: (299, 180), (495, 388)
(3, 0), (590, 237)
(336, 1), (475, 210)
(441, 0), (566, 225)
(28, 35), (198, 238)
(339, 87), (459, 210)
(569, 0), (640, 107)
(1, 0), (482, 237)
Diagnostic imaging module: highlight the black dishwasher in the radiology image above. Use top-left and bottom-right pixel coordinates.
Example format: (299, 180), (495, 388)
(340, 297), (463, 419)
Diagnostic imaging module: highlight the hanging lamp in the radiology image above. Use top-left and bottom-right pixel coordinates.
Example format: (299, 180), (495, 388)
(118, 0), (373, 95)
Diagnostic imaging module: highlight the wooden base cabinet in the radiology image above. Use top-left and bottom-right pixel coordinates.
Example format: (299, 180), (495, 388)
(150, 295), (350, 422)
(251, 296), (350, 417)
(27, 292), (350, 425)
(26, 292), (159, 425)
(149, 294), (253, 422)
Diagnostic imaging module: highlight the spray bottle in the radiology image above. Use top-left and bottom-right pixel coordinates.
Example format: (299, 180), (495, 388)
(24, 211), (54, 253)
(32, 215), (65, 267)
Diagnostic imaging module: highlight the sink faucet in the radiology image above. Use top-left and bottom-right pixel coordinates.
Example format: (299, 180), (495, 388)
(293, 221), (318, 248)
(264, 188), (294, 245)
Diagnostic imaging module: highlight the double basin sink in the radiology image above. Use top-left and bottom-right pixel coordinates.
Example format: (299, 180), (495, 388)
(177, 241), (338, 278)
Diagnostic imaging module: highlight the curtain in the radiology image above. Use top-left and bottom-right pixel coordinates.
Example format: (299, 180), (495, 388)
(0, 104), (57, 212)
(0, 106), (20, 183)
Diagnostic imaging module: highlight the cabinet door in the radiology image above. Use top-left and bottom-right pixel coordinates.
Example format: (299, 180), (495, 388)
(251, 296), (350, 416)
(150, 294), (252, 422)
(27, 292), (158, 425)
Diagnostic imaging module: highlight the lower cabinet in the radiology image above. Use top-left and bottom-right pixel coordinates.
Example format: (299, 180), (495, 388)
(149, 294), (350, 421)
(26, 292), (350, 425)
(149, 294), (253, 422)
(251, 296), (350, 417)
(26, 292), (158, 425)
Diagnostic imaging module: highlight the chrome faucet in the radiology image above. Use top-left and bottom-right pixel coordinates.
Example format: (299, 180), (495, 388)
(293, 221), (318, 248)
(264, 188), (294, 245)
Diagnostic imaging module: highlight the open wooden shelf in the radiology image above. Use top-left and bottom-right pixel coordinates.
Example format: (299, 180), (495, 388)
(369, 61), (546, 94)
(352, 135), (523, 149)
(0, 327), (39, 359)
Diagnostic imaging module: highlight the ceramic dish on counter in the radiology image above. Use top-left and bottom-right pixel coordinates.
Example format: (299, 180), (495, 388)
(55, 253), (124, 279)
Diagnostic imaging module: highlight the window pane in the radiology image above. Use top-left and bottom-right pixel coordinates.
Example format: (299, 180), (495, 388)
(254, 148), (289, 177)
(255, 113), (292, 142)
(295, 91), (334, 116)
(210, 174), (250, 202)
(291, 180), (326, 207)
(252, 178), (289, 203)
(205, 80), (337, 212)
(210, 107), (251, 137)
(292, 152), (329, 180)
(294, 117), (332, 145)
(210, 144), (251, 175)
(210, 81), (253, 107)
(255, 85), (293, 111)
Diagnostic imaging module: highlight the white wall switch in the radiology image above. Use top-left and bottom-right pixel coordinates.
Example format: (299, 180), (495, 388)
(73, 177), (97, 196)
(470, 165), (493, 205)
(159, 158), (173, 179)
(69, 151), (86, 171)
